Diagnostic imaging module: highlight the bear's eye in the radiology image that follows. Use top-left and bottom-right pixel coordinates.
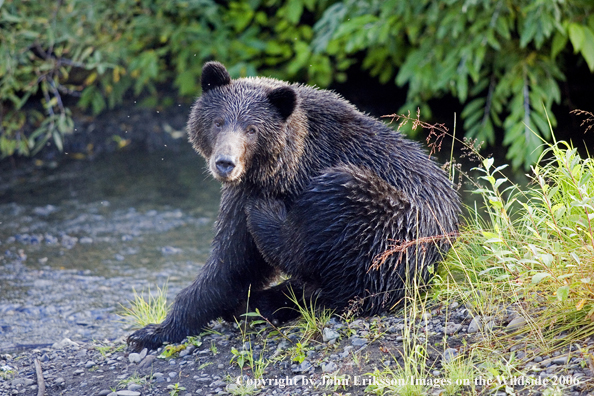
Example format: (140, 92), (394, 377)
(214, 119), (223, 128)
(246, 126), (258, 135)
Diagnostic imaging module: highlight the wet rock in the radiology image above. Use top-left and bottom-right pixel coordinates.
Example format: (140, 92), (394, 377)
(291, 360), (313, 373)
(444, 323), (462, 335)
(443, 348), (458, 364)
(137, 355), (157, 370)
(127, 383), (142, 391)
(129, 348), (147, 364)
(322, 328), (339, 343)
(116, 391), (141, 396)
(507, 316), (527, 330)
(552, 356), (569, 365)
(350, 337), (367, 347)
(52, 338), (79, 349)
(467, 318), (481, 334)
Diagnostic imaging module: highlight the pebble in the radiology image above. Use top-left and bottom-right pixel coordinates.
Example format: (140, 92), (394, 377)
(443, 348), (458, 364)
(350, 337), (367, 347)
(116, 391), (141, 396)
(506, 316), (527, 330)
(138, 354), (157, 369)
(322, 362), (338, 372)
(444, 323), (462, 335)
(323, 327), (339, 342)
(291, 360), (313, 373)
(129, 348), (148, 364)
(127, 383), (142, 391)
(52, 338), (79, 349)
(85, 361), (96, 368)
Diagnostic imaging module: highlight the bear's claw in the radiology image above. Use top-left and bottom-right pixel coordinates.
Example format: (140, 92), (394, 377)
(127, 324), (166, 352)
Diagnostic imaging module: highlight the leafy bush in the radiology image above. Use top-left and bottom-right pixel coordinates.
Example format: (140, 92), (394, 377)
(0, 0), (333, 158)
(439, 131), (594, 350)
(1, 0), (593, 169)
(313, 0), (594, 169)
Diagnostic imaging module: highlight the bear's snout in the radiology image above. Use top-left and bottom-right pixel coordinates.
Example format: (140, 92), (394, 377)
(215, 155), (236, 177)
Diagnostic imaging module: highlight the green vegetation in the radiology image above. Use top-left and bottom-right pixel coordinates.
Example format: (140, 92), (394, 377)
(117, 373), (148, 389)
(119, 283), (170, 328)
(439, 132), (594, 350)
(1, 0), (593, 169)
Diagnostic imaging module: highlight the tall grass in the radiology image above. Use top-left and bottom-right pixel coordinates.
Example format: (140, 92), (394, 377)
(438, 136), (594, 352)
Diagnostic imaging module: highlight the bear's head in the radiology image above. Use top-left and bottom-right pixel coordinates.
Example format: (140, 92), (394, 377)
(187, 62), (303, 187)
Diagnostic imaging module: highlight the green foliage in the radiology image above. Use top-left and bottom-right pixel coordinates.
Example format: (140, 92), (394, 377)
(119, 283), (170, 328)
(439, 131), (594, 350)
(0, 0), (333, 158)
(313, 0), (594, 169)
(2, 0), (593, 169)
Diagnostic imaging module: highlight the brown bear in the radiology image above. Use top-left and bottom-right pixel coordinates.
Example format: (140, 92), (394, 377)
(127, 62), (460, 351)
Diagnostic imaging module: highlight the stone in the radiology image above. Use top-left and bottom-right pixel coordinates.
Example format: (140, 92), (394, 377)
(444, 323), (462, 335)
(85, 361), (96, 369)
(467, 318), (479, 334)
(116, 391), (141, 396)
(322, 362), (338, 373)
(350, 337), (367, 347)
(51, 338), (79, 350)
(443, 348), (458, 364)
(127, 383), (142, 391)
(323, 328), (339, 342)
(137, 355), (157, 370)
(507, 316), (527, 330)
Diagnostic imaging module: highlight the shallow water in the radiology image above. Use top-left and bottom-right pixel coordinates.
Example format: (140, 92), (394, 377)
(0, 146), (220, 351)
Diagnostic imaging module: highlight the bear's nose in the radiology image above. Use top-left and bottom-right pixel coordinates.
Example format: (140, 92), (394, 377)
(215, 156), (236, 176)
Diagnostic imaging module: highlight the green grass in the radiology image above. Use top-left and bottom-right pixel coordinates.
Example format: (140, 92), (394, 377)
(119, 283), (170, 328)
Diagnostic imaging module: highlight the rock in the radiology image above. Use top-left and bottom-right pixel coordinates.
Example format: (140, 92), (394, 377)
(179, 345), (196, 357)
(291, 360), (313, 373)
(55, 377), (65, 384)
(127, 383), (142, 391)
(116, 391), (141, 396)
(443, 348), (458, 364)
(467, 318), (481, 334)
(444, 323), (462, 335)
(85, 361), (96, 369)
(323, 328), (340, 342)
(507, 316), (527, 330)
(51, 338), (79, 350)
(533, 356), (543, 363)
(322, 362), (338, 373)
(351, 337), (367, 347)
(552, 356), (569, 365)
(98, 390), (112, 396)
(137, 355), (157, 370)
(128, 348), (147, 364)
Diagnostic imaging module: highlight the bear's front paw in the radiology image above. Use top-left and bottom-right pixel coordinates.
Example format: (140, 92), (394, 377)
(127, 324), (167, 352)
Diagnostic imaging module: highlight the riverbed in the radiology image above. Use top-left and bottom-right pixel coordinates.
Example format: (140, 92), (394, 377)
(0, 145), (220, 352)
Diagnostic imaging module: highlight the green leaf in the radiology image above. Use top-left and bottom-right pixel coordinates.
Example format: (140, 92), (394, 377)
(531, 272), (551, 285)
(556, 285), (570, 302)
(580, 27), (594, 71)
(551, 31), (567, 58)
(568, 23), (585, 52)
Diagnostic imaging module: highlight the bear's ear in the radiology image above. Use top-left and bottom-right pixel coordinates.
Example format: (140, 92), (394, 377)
(267, 86), (296, 121)
(201, 62), (231, 93)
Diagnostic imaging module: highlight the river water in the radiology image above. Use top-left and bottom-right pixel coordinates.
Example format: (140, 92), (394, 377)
(0, 146), (220, 352)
